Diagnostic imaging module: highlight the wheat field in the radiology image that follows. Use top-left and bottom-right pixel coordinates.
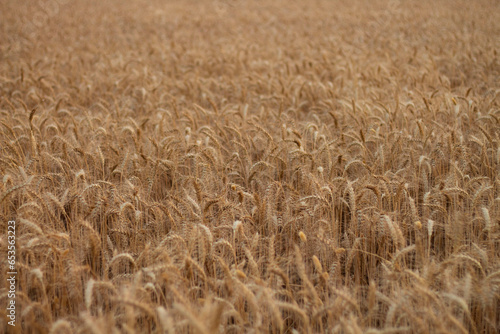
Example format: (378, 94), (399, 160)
(1, 0), (499, 333)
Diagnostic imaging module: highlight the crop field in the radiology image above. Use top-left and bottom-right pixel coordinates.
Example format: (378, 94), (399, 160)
(1, 0), (499, 333)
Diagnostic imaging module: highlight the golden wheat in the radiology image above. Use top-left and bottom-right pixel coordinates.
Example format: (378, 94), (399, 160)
(1, 0), (499, 333)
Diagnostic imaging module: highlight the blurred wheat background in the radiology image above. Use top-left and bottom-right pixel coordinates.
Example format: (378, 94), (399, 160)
(1, 0), (499, 333)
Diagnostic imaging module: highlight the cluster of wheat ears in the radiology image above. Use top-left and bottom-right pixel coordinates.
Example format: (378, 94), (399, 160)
(1, 0), (499, 333)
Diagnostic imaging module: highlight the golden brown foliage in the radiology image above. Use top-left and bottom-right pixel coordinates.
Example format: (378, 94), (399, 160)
(1, 0), (499, 333)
